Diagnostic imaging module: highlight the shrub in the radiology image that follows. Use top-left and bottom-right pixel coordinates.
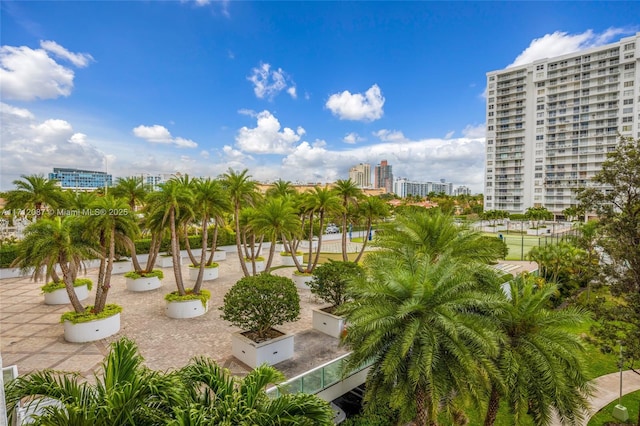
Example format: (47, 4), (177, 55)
(309, 261), (364, 308)
(124, 269), (164, 280)
(188, 262), (219, 268)
(220, 274), (300, 340)
(164, 289), (211, 308)
(60, 304), (122, 324)
(244, 256), (265, 262)
(42, 278), (93, 293)
(0, 243), (19, 268)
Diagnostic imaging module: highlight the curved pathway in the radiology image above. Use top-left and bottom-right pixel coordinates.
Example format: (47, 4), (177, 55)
(551, 370), (640, 425)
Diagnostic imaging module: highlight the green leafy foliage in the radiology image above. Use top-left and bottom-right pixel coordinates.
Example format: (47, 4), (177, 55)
(164, 289), (211, 307)
(60, 304), (122, 324)
(124, 269), (164, 280)
(0, 243), (19, 268)
(220, 274), (300, 339)
(41, 278), (93, 293)
(308, 260), (364, 307)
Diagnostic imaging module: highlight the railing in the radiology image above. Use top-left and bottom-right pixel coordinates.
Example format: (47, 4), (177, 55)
(266, 353), (371, 398)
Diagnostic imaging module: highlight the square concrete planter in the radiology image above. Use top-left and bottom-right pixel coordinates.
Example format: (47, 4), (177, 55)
(231, 329), (294, 368)
(188, 265), (219, 281)
(312, 306), (346, 338)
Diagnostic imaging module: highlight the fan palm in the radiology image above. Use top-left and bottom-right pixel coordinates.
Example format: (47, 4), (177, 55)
(4, 337), (185, 426)
(173, 357), (333, 425)
(483, 275), (592, 426)
(332, 179), (363, 261)
(5, 174), (64, 220)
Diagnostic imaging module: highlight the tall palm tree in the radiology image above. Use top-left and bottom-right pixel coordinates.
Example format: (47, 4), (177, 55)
(339, 254), (503, 425)
(12, 216), (98, 313)
(145, 179), (194, 296)
(301, 186), (341, 271)
(173, 357), (333, 425)
(483, 276), (592, 426)
(111, 176), (147, 211)
(221, 169), (258, 277)
(353, 196), (389, 263)
(5, 174), (64, 220)
(266, 178), (297, 198)
(332, 179), (363, 261)
(85, 196), (138, 313)
(5, 337), (185, 426)
(191, 178), (229, 293)
(250, 196), (301, 272)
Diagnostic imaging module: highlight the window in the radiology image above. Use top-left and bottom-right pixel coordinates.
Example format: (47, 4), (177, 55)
(488, 111), (494, 117)
(536, 64), (545, 70)
(624, 63), (635, 70)
(537, 105), (545, 110)
(488, 126), (494, 131)
(623, 98), (633, 105)
(624, 42), (635, 51)
(537, 120), (544, 125)
(537, 82), (545, 87)
(488, 104), (494, 110)
(624, 81), (635, 87)
(536, 135), (544, 140)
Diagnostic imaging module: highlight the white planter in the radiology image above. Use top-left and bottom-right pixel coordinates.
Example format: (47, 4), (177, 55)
(165, 298), (209, 319)
(43, 285), (89, 305)
(231, 330), (294, 368)
(280, 254), (303, 266)
(109, 260), (132, 275)
(292, 273), (313, 289)
(158, 255), (181, 268)
(125, 276), (162, 292)
(312, 306), (346, 338)
(211, 250), (227, 261)
(188, 265), (219, 281)
(64, 313), (120, 343)
(243, 260), (265, 273)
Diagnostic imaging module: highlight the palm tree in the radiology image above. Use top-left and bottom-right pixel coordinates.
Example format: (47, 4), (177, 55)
(12, 216), (98, 313)
(191, 178), (229, 293)
(332, 179), (363, 261)
(300, 186), (341, 272)
(266, 178), (297, 198)
(353, 196), (389, 263)
(221, 169), (258, 277)
(61, 190), (98, 212)
(5, 174), (64, 220)
(339, 254), (503, 425)
(483, 275), (592, 426)
(111, 176), (147, 211)
(5, 337), (185, 425)
(85, 196), (138, 313)
(173, 357), (333, 425)
(250, 196), (301, 272)
(145, 179), (194, 296)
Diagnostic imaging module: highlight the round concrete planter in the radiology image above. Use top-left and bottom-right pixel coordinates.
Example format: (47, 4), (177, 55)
(231, 329), (294, 368)
(126, 276), (162, 292)
(210, 250), (227, 261)
(243, 259), (265, 274)
(63, 313), (120, 343)
(279, 253), (303, 266)
(188, 265), (219, 281)
(292, 273), (313, 289)
(44, 285), (89, 305)
(158, 255), (181, 268)
(165, 299), (209, 319)
(109, 259), (133, 275)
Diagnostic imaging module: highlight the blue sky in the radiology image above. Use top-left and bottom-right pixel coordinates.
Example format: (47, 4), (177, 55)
(1, 1), (639, 192)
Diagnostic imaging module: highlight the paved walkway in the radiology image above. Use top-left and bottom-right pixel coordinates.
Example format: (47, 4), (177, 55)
(0, 251), (348, 381)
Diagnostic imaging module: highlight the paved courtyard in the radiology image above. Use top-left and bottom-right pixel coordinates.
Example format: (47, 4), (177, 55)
(0, 249), (349, 381)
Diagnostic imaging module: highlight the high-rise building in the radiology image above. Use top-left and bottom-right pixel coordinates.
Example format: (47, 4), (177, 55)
(49, 168), (112, 191)
(349, 163), (371, 188)
(394, 178), (453, 198)
(374, 160), (394, 193)
(484, 33), (639, 216)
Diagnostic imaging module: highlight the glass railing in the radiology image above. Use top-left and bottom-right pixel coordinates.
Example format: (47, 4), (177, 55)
(266, 352), (370, 398)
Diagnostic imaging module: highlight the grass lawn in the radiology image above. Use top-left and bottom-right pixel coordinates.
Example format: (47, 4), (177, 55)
(588, 390), (640, 425)
(302, 252), (363, 264)
(482, 232), (564, 261)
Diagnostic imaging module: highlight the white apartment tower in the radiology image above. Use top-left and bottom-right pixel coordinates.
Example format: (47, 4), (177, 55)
(349, 163), (371, 188)
(485, 33), (639, 216)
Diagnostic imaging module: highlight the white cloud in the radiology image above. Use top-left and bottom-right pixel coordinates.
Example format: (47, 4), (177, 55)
(40, 40), (94, 68)
(0, 102), (34, 119)
(343, 132), (365, 144)
(235, 110), (304, 154)
(445, 131), (455, 139)
(132, 124), (198, 148)
(326, 84), (385, 122)
(462, 124), (485, 139)
(200, 150), (210, 159)
(374, 129), (405, 142)
(509, 28), (634, 67)
(248, 63), (296, 100)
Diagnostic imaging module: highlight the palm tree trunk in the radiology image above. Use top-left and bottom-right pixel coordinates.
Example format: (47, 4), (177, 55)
(284, 234), (304, 272)
(184, 224), (198, 266)
(311, 212), (325, 271)
(234, 203), (250, 277)
(341, 209), (348, 262)
(206, 223), (219, 265)
(483, 385), (501, 426)
(306, 211), (315, 272)
(125, 236), (143, 273)
(59, 257), (84, 313)
(49, 266), (61, 284)
(95, 229), (115, 313)
(145, 233), (161, 273)
(354, 220), (372, 263)
(264, 237), (276, 272)
(171, 209), (186, 295)
(193, 215), (209, 294)
(94, 239), (107, 312)
(415, 387), (433, 426)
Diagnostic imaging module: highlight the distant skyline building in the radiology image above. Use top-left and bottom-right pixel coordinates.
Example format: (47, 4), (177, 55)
(394, 178), (453, 198)
(349, 163), (371, 188)
(374, 160), (394, 193)
(49, 168), (112, 191)
(484, 32), (639, 216)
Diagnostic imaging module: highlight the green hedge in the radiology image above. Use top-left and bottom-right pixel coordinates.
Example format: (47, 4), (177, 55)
(0, 244), (19, 268)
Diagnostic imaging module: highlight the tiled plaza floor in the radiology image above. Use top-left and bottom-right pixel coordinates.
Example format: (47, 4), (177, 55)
(0, 250), (349, 380)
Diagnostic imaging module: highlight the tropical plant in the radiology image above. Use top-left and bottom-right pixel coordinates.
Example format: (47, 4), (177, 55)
(308, 260), (363, 310)
(352, 195), (389, 263)
(333, 179), (363, 261)
(298, 185), (341, 272)
(4, 337), (185, 426)
(111, 176), (147, 211)
(483, 275), (592, 426)
(5, 174), (64, 220)
(222, 168), (258, 277)
(527, 241), (587, 301)
(220, 274), (300, 340)
(265, 178), (297, 198)
(525, 206), (553, 229)
(12, 216), (98, 313)
(338, 253), (503, 425)
(173, 357), (333, 425)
